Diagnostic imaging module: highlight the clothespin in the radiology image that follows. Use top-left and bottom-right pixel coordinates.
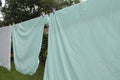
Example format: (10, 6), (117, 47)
(41, 11), (45, 18)
(52, 8), (56, 14)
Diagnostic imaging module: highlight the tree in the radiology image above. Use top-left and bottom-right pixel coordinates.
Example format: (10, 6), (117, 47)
(1, 0), (60, 26)
(55, 0), (80, 8)
(1, 0), (80, 26)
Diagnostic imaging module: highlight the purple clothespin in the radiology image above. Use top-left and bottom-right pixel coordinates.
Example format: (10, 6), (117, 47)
(52, 8), (56, 14)
(41, 11), (45, 18)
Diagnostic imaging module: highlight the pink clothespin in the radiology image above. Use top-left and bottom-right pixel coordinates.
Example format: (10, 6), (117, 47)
(52, 8), (56, 14)
(41, 11), (45, 18)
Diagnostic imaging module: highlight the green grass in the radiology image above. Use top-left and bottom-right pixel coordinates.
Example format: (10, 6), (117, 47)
(0, 61), (45, 80)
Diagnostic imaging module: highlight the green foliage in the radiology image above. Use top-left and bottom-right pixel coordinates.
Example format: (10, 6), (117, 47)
(40, 33), (48, 63)
(55, 0), (80, 8)
(0, 0), (80, 26)
(1, 0), (60, 26)
(0, 21), (6, 27)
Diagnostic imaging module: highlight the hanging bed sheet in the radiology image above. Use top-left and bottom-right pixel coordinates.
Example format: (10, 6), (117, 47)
(12, 16), (48, 75)
(0, 26), (11, 71)
(44, 0), (120, 80)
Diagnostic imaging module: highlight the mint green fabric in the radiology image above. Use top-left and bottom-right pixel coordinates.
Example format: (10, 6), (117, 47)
(12, 16), (47, 75)
(44, 0), (120, 80)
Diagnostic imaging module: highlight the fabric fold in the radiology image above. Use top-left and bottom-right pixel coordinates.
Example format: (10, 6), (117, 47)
(12, 16), (48, 75)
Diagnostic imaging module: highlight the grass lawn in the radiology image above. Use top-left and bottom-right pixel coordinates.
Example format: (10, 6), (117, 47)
(0, 61), (45, 80)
